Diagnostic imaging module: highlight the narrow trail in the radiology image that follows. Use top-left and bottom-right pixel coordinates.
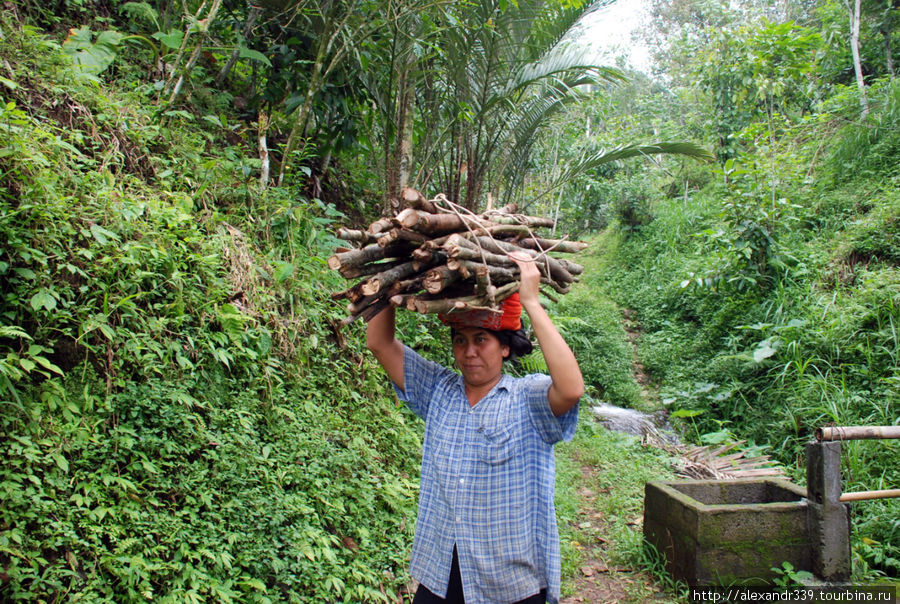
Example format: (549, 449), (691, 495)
(558, 464), (670, 604)
(560, 308), (677, 604)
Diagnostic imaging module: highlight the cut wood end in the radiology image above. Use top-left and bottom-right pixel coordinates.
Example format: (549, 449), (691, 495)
(360, 280), (381, 296)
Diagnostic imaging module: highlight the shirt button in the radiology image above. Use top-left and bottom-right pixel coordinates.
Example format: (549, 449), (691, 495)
(456, 517), (461, 522)
(459, 478), (465, 485)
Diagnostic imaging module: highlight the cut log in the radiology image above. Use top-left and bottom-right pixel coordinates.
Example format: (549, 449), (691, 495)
(339, 258), (407, 280)
(376, 230), (399, 247)
(367, 216), (394, 234)
(331, 281), (366, 302)
(328, 243), (386, 271)
(342, 297), (391, 325)
(424, 265), (462, 294)
(401, 187), (439, 214)
(379, 227), (429, 247)
(327, 241), (417, 271)
(399, 209), (490, 235)
(360, 260), (425, 296)
(515, 237), (589, 254)
(336, 228), (378, 244)
(487, 215), (555, 228)
(816, 426), (900, 441)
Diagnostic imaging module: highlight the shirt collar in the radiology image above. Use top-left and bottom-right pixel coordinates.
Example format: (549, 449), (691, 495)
(455, 373), (513, 399)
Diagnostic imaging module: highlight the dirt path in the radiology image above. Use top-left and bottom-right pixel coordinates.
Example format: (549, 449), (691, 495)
(560, 308), (679, 603)
(558, 465), (674, 604)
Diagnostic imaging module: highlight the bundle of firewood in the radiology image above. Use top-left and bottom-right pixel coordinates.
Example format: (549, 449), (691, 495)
(329, 188), (587, 324)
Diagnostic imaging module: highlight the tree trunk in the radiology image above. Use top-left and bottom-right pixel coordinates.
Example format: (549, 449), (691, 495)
(849, 0), (870, 117)
(277, 55), (323, 186)
(881, 5), (896, 78)
(397, 72), (415, 197)
(165, 0), (223, 103)
(215, 4), (260, 87)
(258, 109), (270, 187)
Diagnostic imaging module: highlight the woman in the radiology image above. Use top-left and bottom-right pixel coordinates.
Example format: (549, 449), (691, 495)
(366, 252), (584, 604)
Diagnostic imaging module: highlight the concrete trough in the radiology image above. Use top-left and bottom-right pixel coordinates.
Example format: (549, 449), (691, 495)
(643, 478), (813, 585)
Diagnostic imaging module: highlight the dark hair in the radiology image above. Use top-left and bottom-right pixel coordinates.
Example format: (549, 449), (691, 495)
(450, 328), (534, 363)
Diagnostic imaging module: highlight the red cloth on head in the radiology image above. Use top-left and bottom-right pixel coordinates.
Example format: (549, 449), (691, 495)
(438, 293), (522, 331)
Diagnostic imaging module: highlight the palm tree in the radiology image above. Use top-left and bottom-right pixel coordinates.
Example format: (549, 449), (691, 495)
(408, 0), (626, 210)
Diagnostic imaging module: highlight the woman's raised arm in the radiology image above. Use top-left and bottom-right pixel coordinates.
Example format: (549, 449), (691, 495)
(509, 252), (585, 417)
(366, 306), (406, 390)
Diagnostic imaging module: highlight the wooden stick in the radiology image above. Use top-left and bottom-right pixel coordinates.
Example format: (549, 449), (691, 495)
(451, 259), (515, 285)
(515, 237), (589, 254)
(816, 426), (900, 441)
(339, 258), (407, 280)
(424, 265), (463, 294)
(400, 209), (491, 235)
(487, 202), (518, 215)
(487, 215), (555, 228)
(331, 281), (365, 302)
(469, 235), (575, 284)
(558, 258), (584, 276)
(377, 229), (399, 247)
(361, 260), (424, 296)
(446, 239), (512, 268)
(412, 248), (447, 266)
(474, 264), (490, 297)
(840, 489), (900, 502)
(379, 227), (430, 247)
(455, 224), (532, 239)
(328, 241), (416, 271)
(347, 290), (388, 315)
(328, 243), (386, 271)
(412, 281), (519, 314)
(395, 228), (429, 244)
(341, 297), (392, 325)
(336, 228), (378, 244)
(367, 216), (394, 234)
(392, 274), (426, 294)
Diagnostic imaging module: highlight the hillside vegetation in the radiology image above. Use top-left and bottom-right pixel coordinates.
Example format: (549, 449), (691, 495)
(0, 21), (433, 601)
(2, 0), (900, 600)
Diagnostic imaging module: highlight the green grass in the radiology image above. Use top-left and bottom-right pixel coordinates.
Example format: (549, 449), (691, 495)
(555, 411), (688, 602)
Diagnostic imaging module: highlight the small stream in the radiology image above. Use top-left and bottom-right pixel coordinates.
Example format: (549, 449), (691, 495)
(589, 399), (679, 443)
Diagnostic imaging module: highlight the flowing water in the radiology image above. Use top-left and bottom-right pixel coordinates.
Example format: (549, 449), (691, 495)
(590, 400), (679, 443)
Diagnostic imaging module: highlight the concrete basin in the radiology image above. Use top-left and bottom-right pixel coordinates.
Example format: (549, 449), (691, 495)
(643, 478), (812, 585)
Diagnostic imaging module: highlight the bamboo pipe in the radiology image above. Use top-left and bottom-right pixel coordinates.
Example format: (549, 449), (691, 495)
(815, 426), (900, 441)
(839, 489), (900, 502)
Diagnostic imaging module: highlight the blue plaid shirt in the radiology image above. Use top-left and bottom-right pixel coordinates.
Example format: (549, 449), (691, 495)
(393, 345), (578, 604)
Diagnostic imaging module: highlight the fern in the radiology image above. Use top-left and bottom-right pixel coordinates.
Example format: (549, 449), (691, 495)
(120, 2), (160, 29)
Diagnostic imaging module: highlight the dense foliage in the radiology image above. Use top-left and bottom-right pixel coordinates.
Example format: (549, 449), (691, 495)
(561, 0), (900, 582)
(0, 21), (431, 601)
(2, 0), (899, 598)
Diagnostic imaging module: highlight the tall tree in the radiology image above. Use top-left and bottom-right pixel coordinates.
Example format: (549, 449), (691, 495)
(405, 0), (625, 210)
(845, 0), (871, 116)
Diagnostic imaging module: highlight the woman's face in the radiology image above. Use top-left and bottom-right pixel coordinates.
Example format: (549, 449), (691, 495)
(451, 328), (509, 389)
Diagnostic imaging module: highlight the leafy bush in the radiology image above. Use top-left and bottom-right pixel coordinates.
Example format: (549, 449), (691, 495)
(825, 79), (900, 183)
(591, 172), (899, 579)
(1, 23), (421, 601)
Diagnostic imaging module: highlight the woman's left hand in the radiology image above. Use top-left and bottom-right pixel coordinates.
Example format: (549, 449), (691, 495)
(507, 250), (584, 416)
(508, 251), (541, 307)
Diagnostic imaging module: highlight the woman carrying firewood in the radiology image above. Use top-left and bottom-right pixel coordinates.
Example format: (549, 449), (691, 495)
(366, 251), (584, 604)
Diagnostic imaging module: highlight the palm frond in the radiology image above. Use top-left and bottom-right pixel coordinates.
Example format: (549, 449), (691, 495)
(504, 47), (625, 99)
(526, 142), (716, 205)
(567, 142), (715, 177)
